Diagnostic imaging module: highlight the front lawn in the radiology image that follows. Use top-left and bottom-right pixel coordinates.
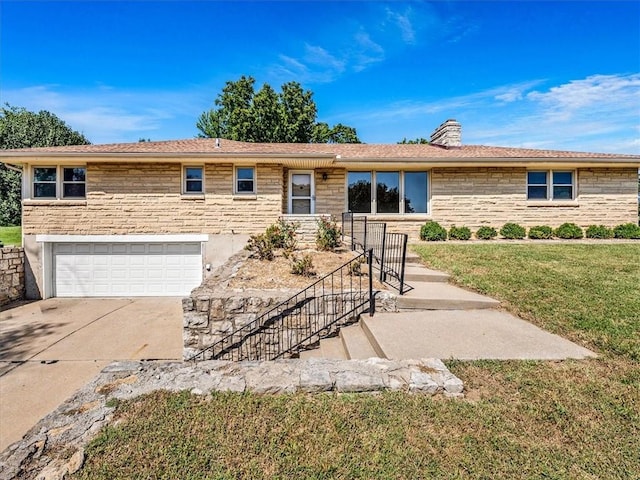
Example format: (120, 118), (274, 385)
(71, 244), (640, 480)
(0, 225), (21, 246)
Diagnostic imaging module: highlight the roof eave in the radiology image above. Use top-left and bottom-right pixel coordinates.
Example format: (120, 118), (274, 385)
(0, 151), (337, 168)
(335, 157), (640, 168)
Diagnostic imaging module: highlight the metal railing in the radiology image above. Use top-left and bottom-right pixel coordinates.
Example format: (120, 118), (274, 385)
(341, 212), (411, 295)
(189, 249), (374, 362)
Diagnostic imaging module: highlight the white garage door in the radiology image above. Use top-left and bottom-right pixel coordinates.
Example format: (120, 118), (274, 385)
(53, 242), (202, 297)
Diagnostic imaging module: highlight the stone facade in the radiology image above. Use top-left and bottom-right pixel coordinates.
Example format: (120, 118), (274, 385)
(0, 247), (25, 306)
(21, 163), (637, 239)
(430, 167), (638, 230)
(352, 167), (639, 239)
(21, 162), (284, 236)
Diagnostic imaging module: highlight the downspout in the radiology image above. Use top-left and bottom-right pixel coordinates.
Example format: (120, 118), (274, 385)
(2, 162), (23, 172)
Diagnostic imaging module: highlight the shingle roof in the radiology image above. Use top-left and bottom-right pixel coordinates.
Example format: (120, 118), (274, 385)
(1, 138), (638, 160)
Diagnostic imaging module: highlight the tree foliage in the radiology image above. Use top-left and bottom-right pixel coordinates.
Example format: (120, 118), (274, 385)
(197, 76), (360, 143)
(398, 137), (430, 144)
(0, 105), (90, 226)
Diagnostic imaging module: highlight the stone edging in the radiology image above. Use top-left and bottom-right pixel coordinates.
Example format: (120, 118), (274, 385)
(0, 358), (463, 480)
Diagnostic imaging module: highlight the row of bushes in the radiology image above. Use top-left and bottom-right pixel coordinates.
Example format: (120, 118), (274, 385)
(420, 221), (640, 241)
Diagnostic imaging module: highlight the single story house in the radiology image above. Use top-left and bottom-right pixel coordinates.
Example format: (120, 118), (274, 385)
(1, 120), (638, 300)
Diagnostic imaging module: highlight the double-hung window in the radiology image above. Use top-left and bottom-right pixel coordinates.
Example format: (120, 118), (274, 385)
(183, 166), (204, 194)
(235, 166), (255, 194)
(33, 167), (58, 198)
(62, 167), (86, 197)
(33, 166), (86, 199)
(527, 170), (574, 200)
(347, 171), (428, 214)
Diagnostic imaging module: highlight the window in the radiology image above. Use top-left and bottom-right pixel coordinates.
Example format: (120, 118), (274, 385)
(183, 166), (204, 193)
(347, 171), (428, 214)
(527, 170), (574, 200)
(404, 172), (428, 213)
(63, 167), (86, 198)
(33, 166), (86, 199)
(376, 172), (400, 213)
(235, 166), (255, 193)
(33, 167), (57, 198)
(348, 172), (372, 213)
(552, 171), (573, 200)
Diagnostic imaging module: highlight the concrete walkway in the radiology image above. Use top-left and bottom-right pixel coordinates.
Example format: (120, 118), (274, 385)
(301, 252), (596, 361)
(0, 298), (183, 452)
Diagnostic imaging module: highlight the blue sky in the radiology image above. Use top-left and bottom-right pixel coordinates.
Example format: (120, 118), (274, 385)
(1, 0), (639, 153)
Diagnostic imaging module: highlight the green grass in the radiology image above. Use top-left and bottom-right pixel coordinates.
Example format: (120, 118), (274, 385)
(0, 225), (21, 246)
(71, 244), (640, 480)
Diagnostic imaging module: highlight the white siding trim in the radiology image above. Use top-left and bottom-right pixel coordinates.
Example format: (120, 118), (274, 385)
(36, 234), (208, 243)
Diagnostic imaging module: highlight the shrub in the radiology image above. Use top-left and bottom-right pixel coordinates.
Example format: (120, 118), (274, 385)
(448, 225), (472, 240)
(316, 216), (341, 251)
(420, 221), (447, 241)
(500, 222), (526, 240)
(585, 225), (614, 239)
(245, 234), (274, 260)
(476, 226), (498, 240)
(554, 223), (584, 239)
(265, 219), (298, 251)
(528, 225), (554, 240)
(290, 253), (316, 277)
(613, 223), (640, 239)
(348, 256), (366, 276)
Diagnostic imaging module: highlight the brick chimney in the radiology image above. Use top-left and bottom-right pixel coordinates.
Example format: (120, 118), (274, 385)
(430, 119), (461, 147)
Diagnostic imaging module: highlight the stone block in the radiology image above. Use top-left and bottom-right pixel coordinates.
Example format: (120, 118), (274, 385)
(408, 372), (440, 394)
(334, 370), (386, 392)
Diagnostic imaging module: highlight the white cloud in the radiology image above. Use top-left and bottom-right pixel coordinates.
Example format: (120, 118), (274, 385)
(1, 84), (211, 144)
(386, 7), (416, 44)
(340, 73), (640, 154)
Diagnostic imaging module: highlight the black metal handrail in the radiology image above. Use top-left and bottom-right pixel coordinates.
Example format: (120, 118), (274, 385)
(341, 212), (411, 295)
(189, 249), (374, 362)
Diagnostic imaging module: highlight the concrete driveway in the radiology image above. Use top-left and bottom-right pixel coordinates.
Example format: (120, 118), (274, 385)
(0, 297), (183, 452)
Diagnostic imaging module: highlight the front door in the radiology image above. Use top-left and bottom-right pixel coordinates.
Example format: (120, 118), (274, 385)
(288, 171), (315, 214)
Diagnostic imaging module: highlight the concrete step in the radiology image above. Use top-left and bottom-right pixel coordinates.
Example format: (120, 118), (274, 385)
(320, 336), (348, 360)
(360, 310), (597, 361)
(340, 324), (378, 359)
(403, 265), (450, 283)
(404, 252), (422, 264)
(299, 336), (348, 360)
(298, 348), (319, 360)
(397, 281), (500, 310)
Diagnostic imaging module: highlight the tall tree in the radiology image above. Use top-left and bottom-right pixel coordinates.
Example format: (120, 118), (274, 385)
(197, 76), (360, 143)
(0, 105), (90, 226)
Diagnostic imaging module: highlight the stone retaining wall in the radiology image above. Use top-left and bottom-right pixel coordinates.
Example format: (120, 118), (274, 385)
(183, 248), (397, 361)
(0, 247), (25, 307)
(0, 358), (464, 479)
(183, 289), (374, 360)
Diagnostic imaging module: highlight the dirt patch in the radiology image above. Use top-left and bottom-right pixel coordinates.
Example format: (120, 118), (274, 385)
(228, 248), (380, 290)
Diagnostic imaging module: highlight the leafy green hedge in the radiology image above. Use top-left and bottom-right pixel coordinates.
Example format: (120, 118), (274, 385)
(420, 221), (447, 241)
(500, 223), (526, 240)
(585, 225), (614, 239)
(528, 225), (554, 239)
(448, 225), (472, 240)
(613, 223), (640, 239)
(554, 223), (584, 239)
(476, 226), (498, 240)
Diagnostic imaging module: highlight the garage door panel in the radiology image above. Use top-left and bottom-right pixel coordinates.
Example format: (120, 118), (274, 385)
(53, 242), (202, 297)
